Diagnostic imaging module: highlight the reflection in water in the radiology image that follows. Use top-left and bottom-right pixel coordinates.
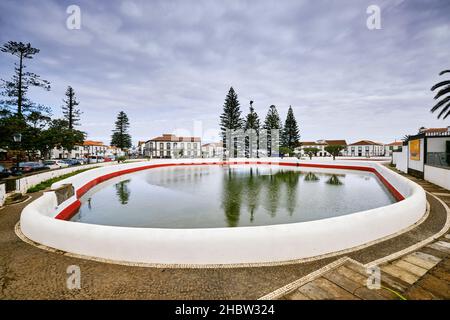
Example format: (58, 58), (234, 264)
(279, 171), (300, 216)
(115, 179), (131, 205)
(221, 169), (244, 227)
(73, 166), (396, 228)
(304, 172), (319, 181)
(326, 174), (344, 186)
(221, 168), (301, 225)
(246, 167), (262, 222)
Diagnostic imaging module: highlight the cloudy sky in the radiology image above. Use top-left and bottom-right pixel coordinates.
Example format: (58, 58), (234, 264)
(0, 0), (449, 145)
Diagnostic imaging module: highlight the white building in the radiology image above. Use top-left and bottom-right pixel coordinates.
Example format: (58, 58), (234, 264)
(296, 140), (347, 157)
(384, 141), (403, 157)
(83, 140), (108, 158)
(49, 141), (123, 160)
(144, 134), (201, 158)
(201, 142), (224, 158)
(50, 145), (86, 159)
(393, 127), (450, 190)
(347, 140), (385, 157)
(105, 145), (125, 158)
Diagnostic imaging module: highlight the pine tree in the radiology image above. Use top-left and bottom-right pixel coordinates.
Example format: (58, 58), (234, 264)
(62, 86), (82, 129)
(111, 111), (132, 150)
(262, 105), (282, 156)
(282, 106), (300, 149)
(244, 101), (260, 158)
(0, 41), (50, 116)
(244, 101), (260, 131)
(219, 87), (243, 157)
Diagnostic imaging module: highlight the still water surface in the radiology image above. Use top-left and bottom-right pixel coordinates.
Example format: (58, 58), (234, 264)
(71, 165), (396, 228)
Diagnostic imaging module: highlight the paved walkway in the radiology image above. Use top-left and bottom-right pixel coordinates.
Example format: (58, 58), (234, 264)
(0, 170), (449, 299)
(263, 171), (450, 300)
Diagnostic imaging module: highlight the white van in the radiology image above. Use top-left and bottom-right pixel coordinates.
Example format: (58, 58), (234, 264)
(88, 156), (105, 164)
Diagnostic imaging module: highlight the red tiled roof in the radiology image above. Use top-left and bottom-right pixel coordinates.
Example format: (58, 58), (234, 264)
(150, 134), (201, 142)
(422, 127), (448, 133)
(299, 141), (317, 145)
(300, 141), (326, 146)
(300, 140), (346, 146)
(83, 140), (105, 146)
(385, 141), (402, 146)
(325, 140), (347, 146)
(348, 140), (383, 146)
(202, 142), (223, 147)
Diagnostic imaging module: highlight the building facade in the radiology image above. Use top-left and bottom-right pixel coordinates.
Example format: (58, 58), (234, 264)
(296, 139), (347, 157)
(384, 141), (403, 157)
(144, 134), (201, 158)
(347, 140), (385, 157)
(49, 145), (86, 159)
(83, 140), (108, 158)
(393, 126), (450, 189)
(201, 142), (224, 158)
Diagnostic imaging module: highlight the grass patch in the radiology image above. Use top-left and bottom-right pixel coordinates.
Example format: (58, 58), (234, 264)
(27, 167), (98, 193)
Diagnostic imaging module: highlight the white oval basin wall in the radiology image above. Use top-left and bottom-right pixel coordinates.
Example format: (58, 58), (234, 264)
(19, 158), (427, 265)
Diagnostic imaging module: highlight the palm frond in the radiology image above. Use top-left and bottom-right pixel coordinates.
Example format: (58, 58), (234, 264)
(438, 102), (450, 119)
(431, 80), (450, 91)
(433, 85), (450, 100)
(431, 96), (450, 113)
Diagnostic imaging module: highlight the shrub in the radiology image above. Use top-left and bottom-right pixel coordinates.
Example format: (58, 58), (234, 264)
(27, 167), (98, 193)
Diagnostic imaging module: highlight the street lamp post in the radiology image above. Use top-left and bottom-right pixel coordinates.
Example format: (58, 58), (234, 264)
(13, 133), (22, 172)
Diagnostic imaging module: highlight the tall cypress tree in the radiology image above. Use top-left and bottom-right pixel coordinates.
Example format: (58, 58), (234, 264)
(62, 86), (82, 129)
(111, 111), (132, 150)
(219, 87), (243, 157)
(282, 106), (300, 149)
(263, 105), (282, 130)
(263, 105), (282, 156)
(244, 101), (260, 158)
(244, 101), (260, 131)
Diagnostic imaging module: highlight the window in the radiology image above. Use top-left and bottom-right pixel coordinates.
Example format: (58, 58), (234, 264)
(167, 142), (171, 149)
(187, 143), (191, 149)
(160, 143), (163, 150)
(193, 143), (197, 149)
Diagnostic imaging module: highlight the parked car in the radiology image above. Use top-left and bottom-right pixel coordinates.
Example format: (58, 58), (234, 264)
(43, 160), (69, 170)
(87, 156), (105, 164)
(12, 162), (50, 174)
(0, 164), (11, 179)
(63, 159), (82, 166)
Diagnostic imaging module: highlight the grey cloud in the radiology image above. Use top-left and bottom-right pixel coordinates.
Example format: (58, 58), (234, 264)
(0, 0), (449, 145)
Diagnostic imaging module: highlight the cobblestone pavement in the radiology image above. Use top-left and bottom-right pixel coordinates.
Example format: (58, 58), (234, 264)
(270, 172), (450, 300)
(0, 170), (448, 299)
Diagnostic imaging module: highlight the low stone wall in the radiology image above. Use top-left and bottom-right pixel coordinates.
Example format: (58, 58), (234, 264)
(0, 183), (5, 207)
(20, 158), (427, 265)
(14, 159), (146, 194)
(424, 165), (450, 190)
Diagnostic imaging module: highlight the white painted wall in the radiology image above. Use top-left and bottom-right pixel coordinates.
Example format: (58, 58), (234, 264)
(424, 165), (450, 190)
(408, 139), (424, 172)
(394, 146), (408, 173)
(13, 161), (143, 194)
(0, 183), (5, 206)
(20, 158), (426, 265)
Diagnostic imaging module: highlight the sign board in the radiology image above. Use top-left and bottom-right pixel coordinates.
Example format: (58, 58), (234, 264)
(409, 139), (420, 161)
